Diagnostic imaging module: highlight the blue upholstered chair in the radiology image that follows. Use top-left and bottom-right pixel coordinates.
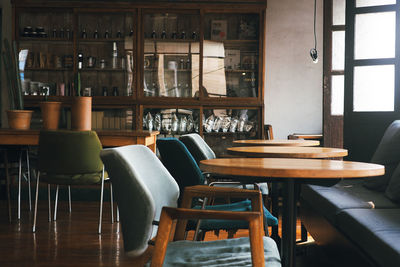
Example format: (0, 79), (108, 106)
(33, 130), (114, 234)
(157, 137), (278, 237)
(179, 133), (269, 194)
(100, 144), (281, 266)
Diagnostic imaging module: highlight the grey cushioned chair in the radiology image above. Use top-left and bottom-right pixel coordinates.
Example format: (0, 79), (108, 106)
(100, 145), (281, 267)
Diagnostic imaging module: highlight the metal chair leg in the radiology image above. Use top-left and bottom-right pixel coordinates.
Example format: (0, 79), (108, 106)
(26, 149), (32, 211)
(110, 182), (114, 223)
(116, 207), (119, 222)
(98, 168), (105, 234)
(54, 185), (59, 221)
(33, 171), (40, 233)
(48, 184), (51, 222)
(68, 186), (72, 213)
(4, 150), (12, 223)
(18, 150), (22, 220)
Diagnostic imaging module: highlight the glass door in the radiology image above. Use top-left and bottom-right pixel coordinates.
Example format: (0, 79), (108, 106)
(142, 11), (200, 98)
(203, 13), (260, 98)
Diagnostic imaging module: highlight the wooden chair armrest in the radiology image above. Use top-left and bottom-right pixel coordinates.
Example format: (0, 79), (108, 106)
(151, 207), (265, 267)
(174, 185), (264, 241)
(183, 184), (262, 199)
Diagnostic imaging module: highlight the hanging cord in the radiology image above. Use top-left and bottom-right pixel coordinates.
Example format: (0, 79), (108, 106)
(310, 0), (318, 63)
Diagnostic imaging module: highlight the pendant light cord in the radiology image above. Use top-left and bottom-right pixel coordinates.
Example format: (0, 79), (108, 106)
(310, 0), (318, 63)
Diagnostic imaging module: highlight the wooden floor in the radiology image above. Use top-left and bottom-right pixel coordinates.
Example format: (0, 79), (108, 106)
(0, 199), (336, 266)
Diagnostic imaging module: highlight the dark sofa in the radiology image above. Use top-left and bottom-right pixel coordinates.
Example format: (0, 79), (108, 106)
(301, 121), (400, 267)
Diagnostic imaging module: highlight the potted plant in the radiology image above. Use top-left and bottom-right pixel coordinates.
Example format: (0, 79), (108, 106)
(39, 86), (62, 130)
(71, 72), (92, 131)
(2, 39), (33, 130)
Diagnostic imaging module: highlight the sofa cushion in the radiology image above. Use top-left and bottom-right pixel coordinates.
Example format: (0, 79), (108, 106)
(302, 179), (397, 223)
(385, 162), (400, 202)
(364, 120), (400, 191)
(336, 209), (400, 267)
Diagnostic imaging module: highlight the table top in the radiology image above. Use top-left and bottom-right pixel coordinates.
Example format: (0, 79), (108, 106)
(0, 128), (159, 147)
(200, 158), (384, 179)
(227, 146), (348, 158)
(233, 139), (320, 147)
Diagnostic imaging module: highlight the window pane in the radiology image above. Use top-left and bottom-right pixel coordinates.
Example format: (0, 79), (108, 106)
(331, 75), (344, 115)
(355, 12), (395, 59)
(333, 0), (346, 25)
(332, 31), (345, 70)
(353, 65), (394, 112)
(356, 0), (395, 7)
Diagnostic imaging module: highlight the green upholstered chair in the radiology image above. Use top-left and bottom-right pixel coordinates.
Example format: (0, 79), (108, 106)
(32, 130), (114, 234)
(100, 144), (281, 266)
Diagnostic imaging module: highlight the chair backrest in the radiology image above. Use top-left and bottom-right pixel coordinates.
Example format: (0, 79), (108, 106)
(100, 145), (179, 256)
(264, 124), (274, 140)
(179, 133), (216, 164)
(38, 130), (103, 174)
(157, 138), (205, 200)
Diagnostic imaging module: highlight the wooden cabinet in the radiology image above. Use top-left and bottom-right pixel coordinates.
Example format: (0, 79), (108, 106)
(12, 1), (267, 155)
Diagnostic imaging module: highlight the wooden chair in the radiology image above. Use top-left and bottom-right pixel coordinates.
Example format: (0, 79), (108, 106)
(100, 144), (281, 266)
(264, 124), (274, 140)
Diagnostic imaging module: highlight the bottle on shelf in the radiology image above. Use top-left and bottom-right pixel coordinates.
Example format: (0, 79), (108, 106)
(93, 29), (99, 39)
(112, 42), (118, 69)
(112, 86), (119, 96)
(81, 28), (87, 39)
(104, 30), (110, 39)
(102, 87), (108, 96)
(161, 30), (167, 39)
(78, 53), (83, 69)
(116, 30), (122, 38)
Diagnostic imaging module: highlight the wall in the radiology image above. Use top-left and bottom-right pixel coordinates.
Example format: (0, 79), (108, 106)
(265, 0), (323, 139)
(1, 0), (11, 127)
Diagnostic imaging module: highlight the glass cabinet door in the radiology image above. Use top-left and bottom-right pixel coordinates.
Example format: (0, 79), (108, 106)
(203, 13), (259, 98)
(142, 12), (200, 98)
(77, 11), (135, 97)
(17, 9), (74, 96)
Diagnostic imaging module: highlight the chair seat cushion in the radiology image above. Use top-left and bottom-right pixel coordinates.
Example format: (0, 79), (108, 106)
(188, 200), (278, 231)
(41, 171), (108, 185)
(336, 209), (400, 267)
(302, 179), (397, 223)
(158, 236), (281, 267)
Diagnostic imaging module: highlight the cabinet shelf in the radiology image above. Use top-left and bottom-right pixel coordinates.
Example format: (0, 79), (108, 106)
(80, 68), (127, 72)
(225, 69), (257, 73)
(78, 38), (126, 43)
(19, 37), (72, 43)
(25, 68), (72, 71)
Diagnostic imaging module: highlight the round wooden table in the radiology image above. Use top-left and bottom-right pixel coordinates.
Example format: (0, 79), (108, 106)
(199, 158), (384, 267)
(228, 146), (348, 158)
(233, 139), (320, 147)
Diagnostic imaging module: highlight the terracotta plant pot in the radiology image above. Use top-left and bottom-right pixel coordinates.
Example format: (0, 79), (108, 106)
(7, 110), (34, 130)
(40, 101), (62, 130)
(71, 96), (92, 131)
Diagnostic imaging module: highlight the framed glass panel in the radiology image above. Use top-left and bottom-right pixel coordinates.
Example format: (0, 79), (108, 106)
(77, 11), (135, 96)
(18, 9), (74, 96)
(332, 31), (345, 70)
(356, 0), (395, 8)
(331, 75), (344, 115)
(353, 65), (394, 112)
(354, 12), (395, 59)
(333, 0), (346, 25)
(203, 13), (259, 98)
(143, 13), (200, 98)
